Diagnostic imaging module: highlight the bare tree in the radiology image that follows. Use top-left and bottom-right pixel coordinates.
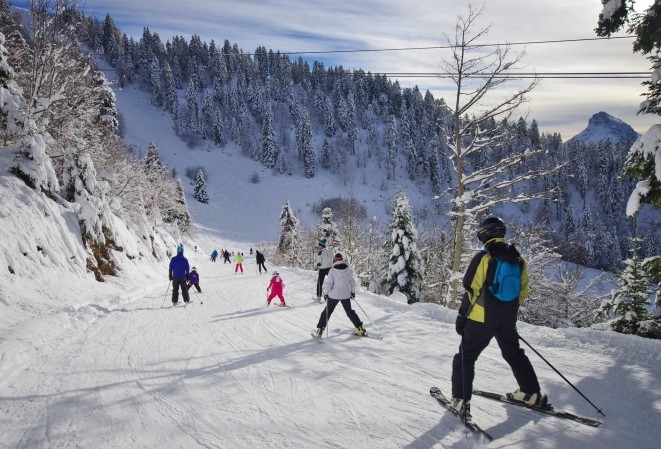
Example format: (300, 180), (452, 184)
(442, 5), (550, 307)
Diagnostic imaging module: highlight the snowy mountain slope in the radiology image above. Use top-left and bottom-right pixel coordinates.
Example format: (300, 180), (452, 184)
(1, 51), (660, 449)
(570, 111), (640, 144)
(1, 242), (660, 449)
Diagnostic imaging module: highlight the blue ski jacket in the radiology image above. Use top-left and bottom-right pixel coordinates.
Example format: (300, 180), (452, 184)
(169, 254), (190, 279)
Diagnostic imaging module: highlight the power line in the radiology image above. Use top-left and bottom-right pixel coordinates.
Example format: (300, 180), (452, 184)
(261, 36), (635, 57)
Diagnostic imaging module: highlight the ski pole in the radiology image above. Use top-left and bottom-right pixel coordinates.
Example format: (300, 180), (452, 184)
(161, 281), (171, 308)
(352, 297), (383, 339)
(518, 334), (605, 417)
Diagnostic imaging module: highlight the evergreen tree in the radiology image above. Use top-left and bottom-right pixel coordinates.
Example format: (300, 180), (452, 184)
(212, 108), (225, 146)
(319, 138), (332, 170)
(278, 201), (301, 265)
(323, 96), (335, 137)
(164, 178), (193, 235)
(150, 56), (163, 107)
(386, 114), (398, 179)
(601, 234), (652, 336)
(316, 207), (340, 247)
(428, 137), (442, 195)
(193, 169), (209, 203)
(382, 188), (424, 304)
(162, 61), (177, 113)
(298, 109), (315, 178)
(260, 105), (279, 169)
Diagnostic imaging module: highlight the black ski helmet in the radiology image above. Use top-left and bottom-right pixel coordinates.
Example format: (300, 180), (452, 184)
(476, 216), (507, 243)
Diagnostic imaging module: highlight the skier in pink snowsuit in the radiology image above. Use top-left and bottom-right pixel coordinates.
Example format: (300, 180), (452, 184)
(266, 272), (286, 306)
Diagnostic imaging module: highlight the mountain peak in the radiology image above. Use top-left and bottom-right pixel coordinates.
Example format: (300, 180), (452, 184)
(570, 111), (639, 144)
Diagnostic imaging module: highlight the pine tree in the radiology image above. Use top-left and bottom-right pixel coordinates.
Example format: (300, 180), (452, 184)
(212, 108), (225, 146)
(386, 114), (398, 179)
(193, 169), (209, 204)
(382, 188), (424, 304)
(323, 96), (335, 137)
(164, 178), (193, 235)
(278, 201), (301, 265)
(260, 105), (279, 168)
(298, 109), (315, 178)
(316, 207), (340, 247)
(319, 138), (333, 170)
(602, 234), (652, 336)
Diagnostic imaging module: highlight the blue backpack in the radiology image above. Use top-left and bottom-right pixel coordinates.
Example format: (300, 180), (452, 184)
(487, 254), (522, 302)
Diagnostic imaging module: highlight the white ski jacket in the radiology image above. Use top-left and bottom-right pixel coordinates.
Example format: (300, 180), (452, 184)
(315, 247), (334, 270)
(323, 261), (356, 300)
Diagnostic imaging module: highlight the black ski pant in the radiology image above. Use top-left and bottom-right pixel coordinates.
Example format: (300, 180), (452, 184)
(316, 298), (362, 329)
(316, 267), (331, 298)
(171, 278), (190, 303)
(188, 282), (201, 293)
(451, 320), (540, 401)
(257, 262), (267, 273)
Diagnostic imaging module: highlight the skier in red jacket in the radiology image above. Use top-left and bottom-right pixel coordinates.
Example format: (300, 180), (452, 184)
(266, 272), (286, 306)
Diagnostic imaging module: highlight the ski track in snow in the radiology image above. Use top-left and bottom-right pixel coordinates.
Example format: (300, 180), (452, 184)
(2, 236), (661, 448)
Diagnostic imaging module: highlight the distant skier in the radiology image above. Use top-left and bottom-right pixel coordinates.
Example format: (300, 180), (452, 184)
(168, 246), (190, 305)
(223, 250), (232, 264)
(250, 247), (254, 255)
(449, 216), (547, 422)
(266, 271), (286, 306)
(314, 253), (366, 337)
(314, 239), (333, 301)
(188, 266), (202, 293)
(234, 252), (244, 273)
(210, 249), (218, 262)
(256, 250), (267, 274)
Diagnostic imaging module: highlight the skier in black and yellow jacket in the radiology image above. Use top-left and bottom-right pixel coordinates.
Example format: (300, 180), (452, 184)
(449, 217), (547, 421)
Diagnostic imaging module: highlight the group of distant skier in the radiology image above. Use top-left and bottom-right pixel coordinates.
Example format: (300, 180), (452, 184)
(168, 216), (550, 424)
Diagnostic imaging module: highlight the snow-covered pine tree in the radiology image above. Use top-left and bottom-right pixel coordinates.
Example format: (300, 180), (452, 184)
(164, 178), (192, 235)
(298, 109), (315, 178)
(260, 105), (279, 169)
(323, 96), (335, 137)
(382, 188), (424, 304)
(192, 169), (209, 204)
(316, 207), (340, 248)
(277, 201), (301, 265)
(386, 114), (397, 179)
(212, 108), (225, 146)
(319, 138), (332, 170)
(601, 234), (653, 337)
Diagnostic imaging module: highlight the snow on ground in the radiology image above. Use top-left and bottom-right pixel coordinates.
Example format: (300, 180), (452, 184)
(0, 61), (660, 449)
(1, 236), (660, 448)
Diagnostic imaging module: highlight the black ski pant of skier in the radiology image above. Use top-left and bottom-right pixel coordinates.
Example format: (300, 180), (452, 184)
(316, 267), (331, 298)
(171, 278), (190, 304)
(316, 298), (363, 329)
(187, 282), (202, 293)
(451, 320), (540, 401)
(258, 262), (267, 273)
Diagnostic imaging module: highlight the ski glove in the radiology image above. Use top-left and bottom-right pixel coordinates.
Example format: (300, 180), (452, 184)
(324, 294), (329, 301)
(350, 293), (355, 299)
(455, 315), (467, 335)
(169, 275), (173, 281)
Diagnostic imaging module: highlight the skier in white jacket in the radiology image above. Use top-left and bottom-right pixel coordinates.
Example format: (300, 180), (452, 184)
(314, 239), (334, 300)
(314, 253), (367, 337)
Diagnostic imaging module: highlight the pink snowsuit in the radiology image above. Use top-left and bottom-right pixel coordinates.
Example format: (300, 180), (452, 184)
(267, 276), (286, 304)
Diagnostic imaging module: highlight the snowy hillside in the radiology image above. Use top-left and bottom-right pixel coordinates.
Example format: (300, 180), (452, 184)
(1, 236), (660, 449)
(1, 55), (660, 449)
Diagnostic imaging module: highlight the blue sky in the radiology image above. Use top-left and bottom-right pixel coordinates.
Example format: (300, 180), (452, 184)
(13, 0), (659, 138)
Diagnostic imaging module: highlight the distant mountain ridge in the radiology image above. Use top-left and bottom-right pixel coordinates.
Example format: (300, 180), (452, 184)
(570, 111), (639, 144)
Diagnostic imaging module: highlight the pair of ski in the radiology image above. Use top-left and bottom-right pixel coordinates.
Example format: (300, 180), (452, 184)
(310, 329), (379, 343)
(429, 387), (602, 442)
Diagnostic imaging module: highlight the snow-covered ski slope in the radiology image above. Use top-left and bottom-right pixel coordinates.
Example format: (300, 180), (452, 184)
(1, 244), (660, 448)
(1, 58), (660, 449)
